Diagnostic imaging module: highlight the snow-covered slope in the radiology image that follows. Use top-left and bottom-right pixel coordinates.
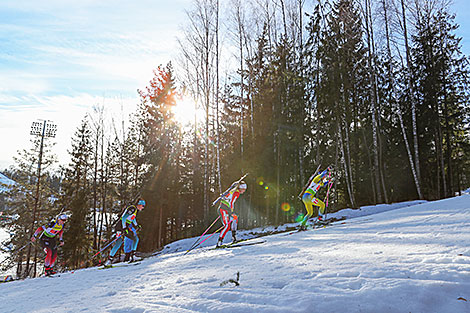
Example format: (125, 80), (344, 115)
(1, 196), (470, 313)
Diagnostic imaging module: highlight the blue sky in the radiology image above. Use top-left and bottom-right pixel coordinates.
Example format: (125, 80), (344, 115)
(0, 0), (189, 169)
(454, 0), (470, 56)
(0, 0), (469, 170)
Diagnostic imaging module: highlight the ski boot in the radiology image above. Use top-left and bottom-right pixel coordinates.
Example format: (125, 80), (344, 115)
(130, 251), (143, 262)
(215, 238), (223, 248)
(104, 256), (114, 266)
(316, 215), (327, 225)
(298, 220), (308, 231)
(128, 251), (140, 263)
(231, 232), (237, 244)
(44, 266), (56, 276)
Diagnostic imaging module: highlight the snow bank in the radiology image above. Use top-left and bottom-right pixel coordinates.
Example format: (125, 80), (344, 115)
(1, 196), (469, 313)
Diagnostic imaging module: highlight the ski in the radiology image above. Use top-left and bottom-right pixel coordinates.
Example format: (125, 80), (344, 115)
(225, 240), (266, 248)
(282, 217), (345, 236)
(213, 237), (264, 250)
(40, 273), (61, 278)
(212, 173), (248, 206)
(99, 262), (141, 270)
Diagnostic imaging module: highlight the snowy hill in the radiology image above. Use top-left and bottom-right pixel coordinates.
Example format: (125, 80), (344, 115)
(1, 196), (470, 313)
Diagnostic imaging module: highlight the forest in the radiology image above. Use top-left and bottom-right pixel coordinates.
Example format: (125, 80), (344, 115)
(1, 0), (469, 278)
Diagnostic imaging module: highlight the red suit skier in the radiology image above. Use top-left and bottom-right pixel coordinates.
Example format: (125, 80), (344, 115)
(216, 181), (247, 247)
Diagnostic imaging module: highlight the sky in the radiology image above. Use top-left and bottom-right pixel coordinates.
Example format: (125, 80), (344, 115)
(0, 0), (469, 171)
(0, 0), (189, 170)
(1, 195), (469, 312)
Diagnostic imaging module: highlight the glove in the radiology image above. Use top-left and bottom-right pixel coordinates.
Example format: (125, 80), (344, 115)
(136, 225), (142, 231)
(31, 236), (36, 243)
(116, 231), (122, 238)
(59, 240), (64, 246)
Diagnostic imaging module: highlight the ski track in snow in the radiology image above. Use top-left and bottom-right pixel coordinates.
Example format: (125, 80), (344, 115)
(1, 196), (470, 312)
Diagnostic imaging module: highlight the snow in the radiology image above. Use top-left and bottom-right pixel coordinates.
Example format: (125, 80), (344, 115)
(0, 227), (9, 263)
(1, 196), (470, 313)
(0, 172), (15, 193)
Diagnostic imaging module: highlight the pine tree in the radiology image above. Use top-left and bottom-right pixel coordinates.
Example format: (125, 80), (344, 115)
(3, 137), (57, 277)
(137, 63), (184, 250)
(411, 8), (470, 199)
(60, 117), (93, 269)
(313, 0), (369, 208)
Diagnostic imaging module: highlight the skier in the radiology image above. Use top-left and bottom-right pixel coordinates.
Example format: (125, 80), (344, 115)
(299, 167), (331, 230)
(105, 199), (145, 265)
(31, 213), (68, 276)
(216, 181), (247, 247)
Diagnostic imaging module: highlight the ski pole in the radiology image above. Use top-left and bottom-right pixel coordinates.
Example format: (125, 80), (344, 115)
(185, 216), (220, 255)
(324, 173), (334, 206)
(323, 175), (335, 219)
(0, 241), (32, 269)
(185, 225), (224, 255)
(191, 225), (224, 250)
(91, 234), (122, 260)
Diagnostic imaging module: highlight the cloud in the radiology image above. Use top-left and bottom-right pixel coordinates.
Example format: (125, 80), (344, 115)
(0, 93), (139, 170)
(0, 0), (182, 170)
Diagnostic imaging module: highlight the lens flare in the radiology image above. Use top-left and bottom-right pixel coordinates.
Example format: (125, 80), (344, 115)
(281, 202), (291, 212)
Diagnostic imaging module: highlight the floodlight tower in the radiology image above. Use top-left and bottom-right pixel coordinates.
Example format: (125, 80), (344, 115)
(25, 120), (57, 277)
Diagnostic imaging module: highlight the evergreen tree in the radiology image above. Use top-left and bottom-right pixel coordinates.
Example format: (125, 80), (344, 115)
(2, 137), (57, 277)
(137, 63), (184, 251)
(313, 0), (368, 208)
(60, 117), (93, 269)
(411, 8), (470, 199)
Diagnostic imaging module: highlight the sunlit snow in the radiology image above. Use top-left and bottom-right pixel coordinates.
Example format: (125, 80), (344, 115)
(1, 196), (469, 313)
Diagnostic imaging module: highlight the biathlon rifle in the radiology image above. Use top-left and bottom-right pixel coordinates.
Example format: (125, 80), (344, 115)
(298, 164), (322, 199)
(212, 173), (249, 206)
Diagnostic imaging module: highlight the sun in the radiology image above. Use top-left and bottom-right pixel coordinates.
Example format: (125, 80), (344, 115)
(171, 96), (203, 127)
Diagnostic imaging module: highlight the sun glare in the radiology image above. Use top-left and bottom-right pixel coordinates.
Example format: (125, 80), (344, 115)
(172, 96), (203, 127)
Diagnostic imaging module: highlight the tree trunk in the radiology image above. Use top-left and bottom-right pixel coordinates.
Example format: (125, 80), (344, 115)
(385, 0), (423, 199)
(437, 118), (447, 197)
(215, 0), (222, 194)
(92, 130), (99, 250)
(362, 129), (377, 204)
(400, 0), (422, 189)
(364, 0), (383, 203)
(158, 206), (163, 249)
(236, 3), (245, 165)
(338, 122), (356, 208)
